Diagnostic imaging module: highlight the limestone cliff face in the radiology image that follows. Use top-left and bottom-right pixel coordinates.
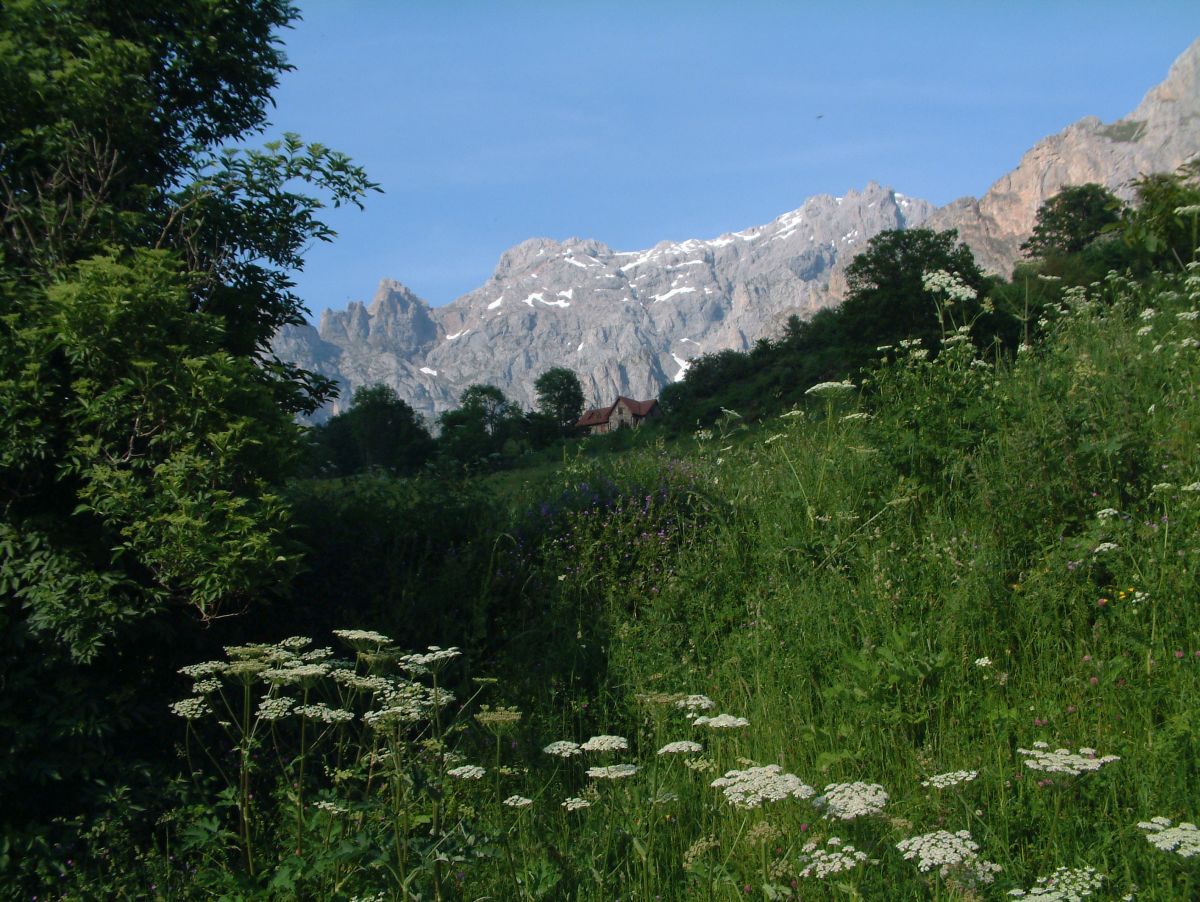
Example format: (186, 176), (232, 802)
(928, 37), (1200, 275)
(274, 39), (1200, 423)
(276, 183), (930, 420)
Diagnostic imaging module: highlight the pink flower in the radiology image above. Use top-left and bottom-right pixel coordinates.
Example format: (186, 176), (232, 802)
(1089, 676), (1099, 686)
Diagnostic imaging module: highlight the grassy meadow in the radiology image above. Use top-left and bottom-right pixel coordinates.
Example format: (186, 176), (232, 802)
(56, 266), (1197, 900)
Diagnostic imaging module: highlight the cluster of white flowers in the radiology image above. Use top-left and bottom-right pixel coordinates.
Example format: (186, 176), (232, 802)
(581, 734), (628, 752)
(805, 380), (857, 397)
(1182, 481), (1200, 493)
(1137, 324), (1155, 336)
(332, 629), (392, 646)
(1178, 310), (1200, 321)
(922, 269), (978, 304)
(922, 770), (978, 790)
(277, 636), (312, 650)
(398, 646), (461, 670)
(841, 412), (872, 422)
(503, 795), (533, 808)
(1091, 542), (1120, 554)
(294, 703), (355, 724)
(799, 837), (869, 878)
(191, 678), (222, 695)
(815, 782), (889, 820)
(169, 697), (211, 720)
(1017, 742), (1120, 775)
(693, 713), (749, 729)
(896, 830), (1000, 884)
(256, 695), (295, 721)
(447, 764), (485, 780)
(179, 661), (228, 679)
(674, 694), (716, 717)
(362, 682), (449, 728)
(1137, 817), (1200, 857)
(562, 797), (592, 811)
(974, 656), (992, 668)
(331, 670), (391, 692)
(1096, 508), (1120, 520)
(710, 765), (814, 809)
(542, 740), (582, 758)
(657, 740), (704, 756)
(261, 663), (332, 686)
(586, 764), (639, 780)
(1181, 336), (1200, 349)
(1152, 482), (1175, 492)
(1007, 865), (1106, 900)
(1139, 307), (1158, 320)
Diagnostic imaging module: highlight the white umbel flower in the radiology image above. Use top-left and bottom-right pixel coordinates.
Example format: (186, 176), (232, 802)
(170, 697), (211, 720)
(693, 713), (749, 729)
(542, 740), (583, 758)
(1018, 745), (1120, 776)
(805, 380), (857, 397)
(586, 764), (639, 780)
(1137, 817), (1200, 858)
(503, 795), (533, 808)
(1007, 864), (1105, 899)
(922, 770), (978, 790)
(799, 837), (870, 879)
(815, 782), (888, 820)
(657, 740), (704, 756)
(256, 695), (295, 721)
(674, 694), (716, 717)
(562, 797), (592, 811)
(333, 629), (392, 645)
(896, 829), (1000, 885)
(580, 734), (628, 752)
(447, 764), (486, 780)
(710, 765), (814, 809)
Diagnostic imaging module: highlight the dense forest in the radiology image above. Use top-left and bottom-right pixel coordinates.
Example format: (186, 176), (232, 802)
(3, 4), (1200, 899)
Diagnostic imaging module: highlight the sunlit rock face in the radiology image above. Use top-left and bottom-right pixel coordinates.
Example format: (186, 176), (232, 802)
(274, 40), (1200, 422)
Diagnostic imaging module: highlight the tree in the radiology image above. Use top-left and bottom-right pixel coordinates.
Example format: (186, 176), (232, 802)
(437, 384), (520, 467)
(312, 384), (435, 476)
(534, 366), (585, 435)
(0, 0), (377, 836)
(459, 383), (519, 436)
(839, 228), (986, 351)
(1021, 183), (1124, 258)
(1121, 162), (1200, 271)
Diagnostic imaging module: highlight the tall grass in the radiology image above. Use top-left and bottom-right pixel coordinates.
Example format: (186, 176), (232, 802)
(58, 267), (1200, 899)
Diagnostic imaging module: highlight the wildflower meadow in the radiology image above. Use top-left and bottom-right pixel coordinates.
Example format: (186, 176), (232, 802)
(23, 260), (1196, 900)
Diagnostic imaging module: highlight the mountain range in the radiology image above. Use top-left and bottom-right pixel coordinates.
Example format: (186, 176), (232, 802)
(273, 38), (1200, 422)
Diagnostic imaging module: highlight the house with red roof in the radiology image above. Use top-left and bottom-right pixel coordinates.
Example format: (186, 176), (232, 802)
(576, 396), (661, 435)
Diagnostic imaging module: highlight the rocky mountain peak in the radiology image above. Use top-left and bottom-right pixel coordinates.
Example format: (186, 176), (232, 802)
(274, 39), (1200, 424)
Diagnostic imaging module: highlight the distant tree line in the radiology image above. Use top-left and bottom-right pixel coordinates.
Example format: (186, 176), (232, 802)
(306, 365), (589, 475)
(658, 165), (1200, 429)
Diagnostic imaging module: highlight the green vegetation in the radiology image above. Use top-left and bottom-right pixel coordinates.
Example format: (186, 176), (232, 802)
(3, 5), (1200, 899)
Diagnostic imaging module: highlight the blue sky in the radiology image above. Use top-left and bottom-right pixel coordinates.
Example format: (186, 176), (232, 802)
(265, 2), (1198, 315)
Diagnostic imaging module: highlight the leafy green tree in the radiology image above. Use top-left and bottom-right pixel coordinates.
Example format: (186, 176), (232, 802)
(1121, 161), (1200, 270)
(312, 384), (434, 476)
(1020, 183), (1124, 258)
(840, 228), (986, 351)
(0, 0), (377, 839)
(534, 366), (585, 435)
(437, 384), (521, 467)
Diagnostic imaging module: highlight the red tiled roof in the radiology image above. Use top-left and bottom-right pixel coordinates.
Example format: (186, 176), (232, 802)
(575, 397), (659, 428)
(576, 405), (613, 427)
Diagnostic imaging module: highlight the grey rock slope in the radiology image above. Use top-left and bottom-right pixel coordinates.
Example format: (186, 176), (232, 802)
(928, 36), (1200, 274)
(276, 39), (1200, 422)
(279, 182), (930, 420)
